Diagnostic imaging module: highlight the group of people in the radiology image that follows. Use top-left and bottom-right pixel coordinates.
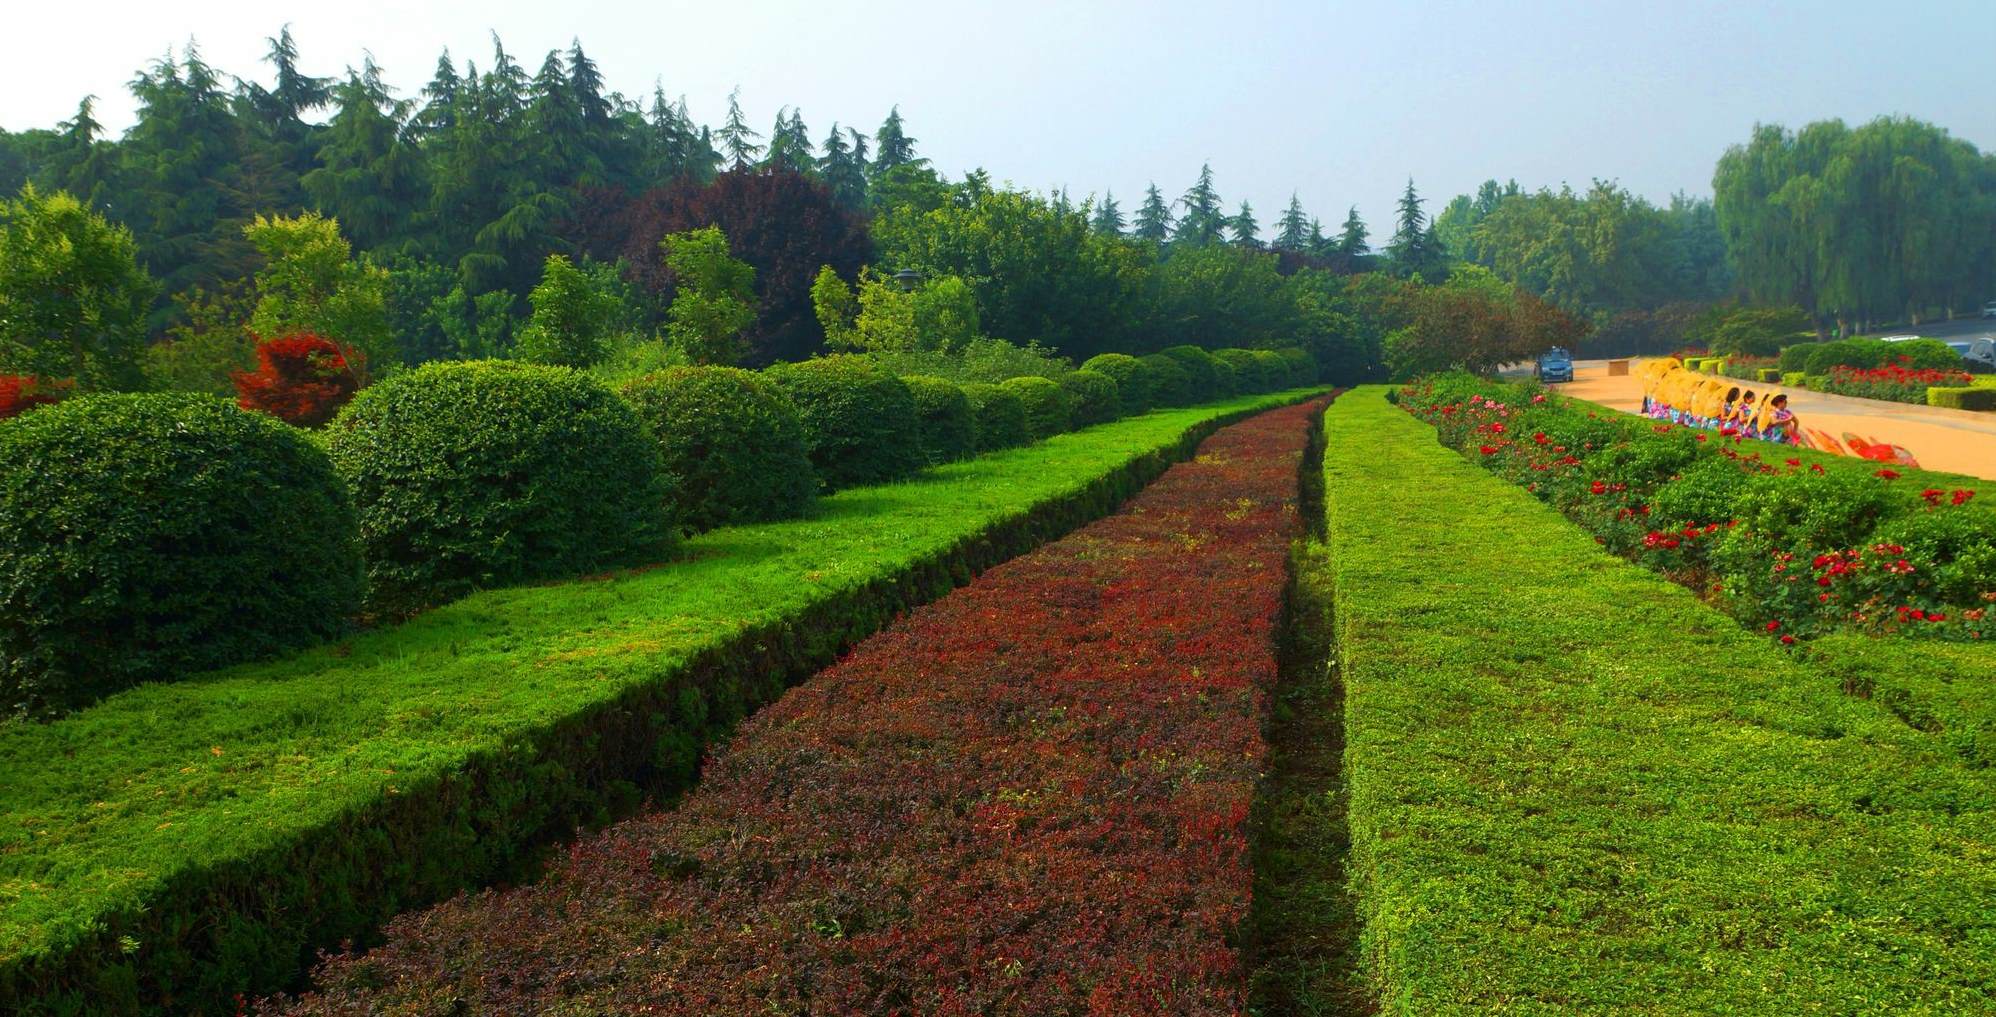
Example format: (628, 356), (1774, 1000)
(1637, 357), (1800, 445)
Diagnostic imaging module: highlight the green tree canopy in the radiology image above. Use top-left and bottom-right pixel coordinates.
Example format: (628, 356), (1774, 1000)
(0, 185), (158, 390)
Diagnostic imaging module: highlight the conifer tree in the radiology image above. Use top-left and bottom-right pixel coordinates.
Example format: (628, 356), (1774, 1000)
(1338, 205), (1370, 258)
(764, 107), (814, 173)
(871, 105), (923, 178)
(1091, 189), (1125, 236)
(1273, 193), (1310, 252)
(1229, 200), (1260, 247)
(1388, 178), (1436, 278)
(1174, 163), (1224, 244)
(715, 87), (763, 169)
(303, 58), (420, 250)
(1132, 182), (1172, 242)
(817, 122), (866, 207)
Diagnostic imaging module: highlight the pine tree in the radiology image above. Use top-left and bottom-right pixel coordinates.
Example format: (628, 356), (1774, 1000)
(1273, 193), (1310, 252)
(1229, 200), (1260, 247)
(123, 45), (261, 296)
(1306, 217), (1330, 256)
(1174, 163), (1224, 244)
(1338, 205), (1370, 258)
(1388, 178), (1435, 278)
(1091, 189), (1125, 236)
(764, 107), (814, 173)
(302, 58), (420, 250)
(872, 105), (923, 178)
(1132, 182), (1172, 242)
(42, 97), (118, 212)
(409, 51), (462, 140)
(715, 87), (763, 169)
(527, 49), (592, 188)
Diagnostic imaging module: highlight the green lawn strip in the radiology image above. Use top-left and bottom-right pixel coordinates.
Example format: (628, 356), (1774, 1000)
(1323, 387), (1996, 1015)
(1799, 634), (1996, 768)
(0, 387), (1322, 1014)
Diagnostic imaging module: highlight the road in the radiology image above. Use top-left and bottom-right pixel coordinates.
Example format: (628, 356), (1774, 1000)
(1854, 317), (1996, 341)
(1557, 359), (1996, 481)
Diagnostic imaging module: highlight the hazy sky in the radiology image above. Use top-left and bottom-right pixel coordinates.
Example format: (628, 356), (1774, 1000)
(5, 0), (1991, 230)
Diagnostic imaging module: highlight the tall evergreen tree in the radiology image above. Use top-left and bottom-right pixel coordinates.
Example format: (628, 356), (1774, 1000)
(409, 51), (462, 140)
(41, 97), (118, 213)
(1228, 200), (1260, 247)
(764, 107), (814, 173)
(123, 45), (262, 298)
(1388, 178), (1439, 278)
(1273, 193), (1310, 252)
(1174, 163), (1224, 244)
(715, 87), (763, 169)
(1337, 205), (1369, 257)
(1091, 189), (1125, 236)
(303, 58), (421, 250)
(817, 122), (866, 207)
(1132, 182), (1172, 242)
(871, 105), (922, 178)
(527, 49), (592, 188)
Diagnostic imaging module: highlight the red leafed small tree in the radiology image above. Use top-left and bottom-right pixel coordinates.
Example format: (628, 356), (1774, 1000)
(233, 333), (365, 427)
(0, 375), (74, 420)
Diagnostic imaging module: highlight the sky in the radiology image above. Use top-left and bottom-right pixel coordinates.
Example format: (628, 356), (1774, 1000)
(4, 0), (1992, 231)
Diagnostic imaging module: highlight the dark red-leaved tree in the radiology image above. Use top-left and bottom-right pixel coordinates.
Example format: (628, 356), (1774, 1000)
(233, 334), (365, 428)
(0, 375), (74, 420)
(570, 168), (871, 366)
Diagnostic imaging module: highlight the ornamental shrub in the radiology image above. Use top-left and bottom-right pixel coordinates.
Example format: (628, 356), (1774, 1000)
(0, 394), (362, 714)
(1057, 369), (1122, 427)
(327, 360), (672, 614)
(1209, 356), (1240, 396)
(1158, 345), (1221, 394)
(1214, 348), (1276, 393)
(0, 374), (72, 420)
(619, 366), (816, 532)
(1777, 343), (1817, 373)
(1079, 353), (1154, 413)
(1140, 354), (1195, 407)
(764, 355), (926, 491)
(1251, 350), (1293, 389)
(1275, 347), (1318, 386)
(899, 374), (976, 464)
(233, 333), (364, 428)
(960, 382), (1029, 451)
(1928, 386), (1996, 411)
(1000, 375), (1073, 440)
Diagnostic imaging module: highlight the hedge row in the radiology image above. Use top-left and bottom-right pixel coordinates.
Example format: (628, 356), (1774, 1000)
(1396, 373), (1995, 644)
(0, 387), (1323, 1016)
(266, 397), (1329, 1016)
(1321, 389), (1996, 1014)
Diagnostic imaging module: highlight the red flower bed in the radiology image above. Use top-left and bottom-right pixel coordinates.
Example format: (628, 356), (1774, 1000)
(1817, 361), (1973, 404)
(265, 397), (1330, 1017)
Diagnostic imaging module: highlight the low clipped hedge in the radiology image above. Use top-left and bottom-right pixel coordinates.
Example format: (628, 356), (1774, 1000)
(1159, 345), (1222, 395)
(1214, 348), (1277, 392)
(1322, 391), (1996, 1014)
(0, 395), (362, 715)
(765, 356), (926, 492)
(1141, 353), (1195, 407)
(1056, 369), (1122, 427)
(1000, 375), (1073, 440)
(1080, 353), (1155, 413)
(328, 361), (671, 615)
(0, 389), (1321, 1016)
(618, 367), (817, 532)
(960, 382), (1030, 451)
(1928, 385), (1996, 411)
(899, 375), (977, 464)
(1803, 337), (1959, 375)
(1756, 368), (1782, 383)
(1777, 343), (1817, 372)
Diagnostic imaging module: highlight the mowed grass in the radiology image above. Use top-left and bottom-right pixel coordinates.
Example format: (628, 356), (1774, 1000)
(0, 388), (1320, 1012)
(1321, 388), (1996, 1015)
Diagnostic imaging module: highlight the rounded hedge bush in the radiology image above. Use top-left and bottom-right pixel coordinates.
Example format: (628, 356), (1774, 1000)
(1214, 348), (1276, 392)
(1251, 350), (1293, 390)
(327, 360), (672, 614)
(1159, 345), (1222, 395)
(1079, 353), (1155, 414)
(900, 374), (977, 465)
(1000, 375), (1073, 440)
(1208, 357), (1240, 397)
(619, 366), (816, 533)
(765, 355), (926, 491)
(1276, 347), (1319, 386)
(960, 382), (1030, 452)
(1057, 369), (1122, 427)
(1141, 354), (1196, 407)
(0, 394), (363, 713)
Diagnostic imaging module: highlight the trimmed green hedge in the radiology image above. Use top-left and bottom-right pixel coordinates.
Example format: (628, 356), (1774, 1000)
(0, 387), (1325, 1015)
(999, 375), (1072, 440)
(1056, 369), (1122, 427)
(619, 366), (817, 532)
(1158, 344), (1222, 395)
(1141, 353), (1195, 407)
(1079, 353), (1155, 414)
(0, 395), (362, 715)
(765, 356), (926, 492)
(899, 374), (977, 464)
(1321, 389), (1996, 1014)
(1929, 385), (1996, 411)
(1214, 348), (1277, 392)
(959, 382), (1030, 452)
(328, 361), (671, 615)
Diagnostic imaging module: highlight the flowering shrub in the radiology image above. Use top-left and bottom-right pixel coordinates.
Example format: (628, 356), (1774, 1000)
(232, 333), (365, 427)
(0, 374), (73, 420)
(267, 398), (1327, 1016)
(1399, 374), (1994, 642)
(1816, 361), (1973, 404)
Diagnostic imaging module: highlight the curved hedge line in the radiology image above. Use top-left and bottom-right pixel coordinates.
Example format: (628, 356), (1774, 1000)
(0, 395), (362, 715)
(765, 356), (926, 492)
(619, 367), (816, 532)
(327, 360), (671, 615)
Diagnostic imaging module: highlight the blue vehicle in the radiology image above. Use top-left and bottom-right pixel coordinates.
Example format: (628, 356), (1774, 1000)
(1535, 346), (1574, 383)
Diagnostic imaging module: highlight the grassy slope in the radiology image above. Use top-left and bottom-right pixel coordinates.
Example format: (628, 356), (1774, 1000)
(1323, 387), (1995, 1015)
(0, 388), (1318, 1005)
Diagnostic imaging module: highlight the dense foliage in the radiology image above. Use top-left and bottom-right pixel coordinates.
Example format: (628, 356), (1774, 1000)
(999, 375), (1072, 439)
(326, 360), (671, 613)
(959, 381), (1029, 451)
(1056, 369), (1122, 426)
(899, 374), (976, 463)
(764, 355), (925, 490)
(233, 332), (363, 426)
(0, 186), (156, 391)
(617, 366), (816, 531)
(0, 394), (361, 714)
(1079, 353), (1155, 413)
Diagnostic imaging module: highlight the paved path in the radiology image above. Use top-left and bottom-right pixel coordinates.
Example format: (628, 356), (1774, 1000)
(1559, 359), (1996, 481)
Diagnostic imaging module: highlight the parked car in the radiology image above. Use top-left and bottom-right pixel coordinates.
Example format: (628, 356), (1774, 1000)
(1947, 336), (1996, 372)
(1535, 347), (1574, 383)
(1982, 301), (1996, 319)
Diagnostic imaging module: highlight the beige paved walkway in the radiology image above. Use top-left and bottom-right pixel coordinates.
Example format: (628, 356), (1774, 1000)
(1560, 359), (1996, 481)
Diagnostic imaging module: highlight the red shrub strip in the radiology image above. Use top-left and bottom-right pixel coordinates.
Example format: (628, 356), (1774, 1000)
(234, 333), (364, 428)
(266, 396), (1329, 1017)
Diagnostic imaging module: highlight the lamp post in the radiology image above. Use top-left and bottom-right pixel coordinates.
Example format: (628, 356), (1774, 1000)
(892, 268), (923, 292)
